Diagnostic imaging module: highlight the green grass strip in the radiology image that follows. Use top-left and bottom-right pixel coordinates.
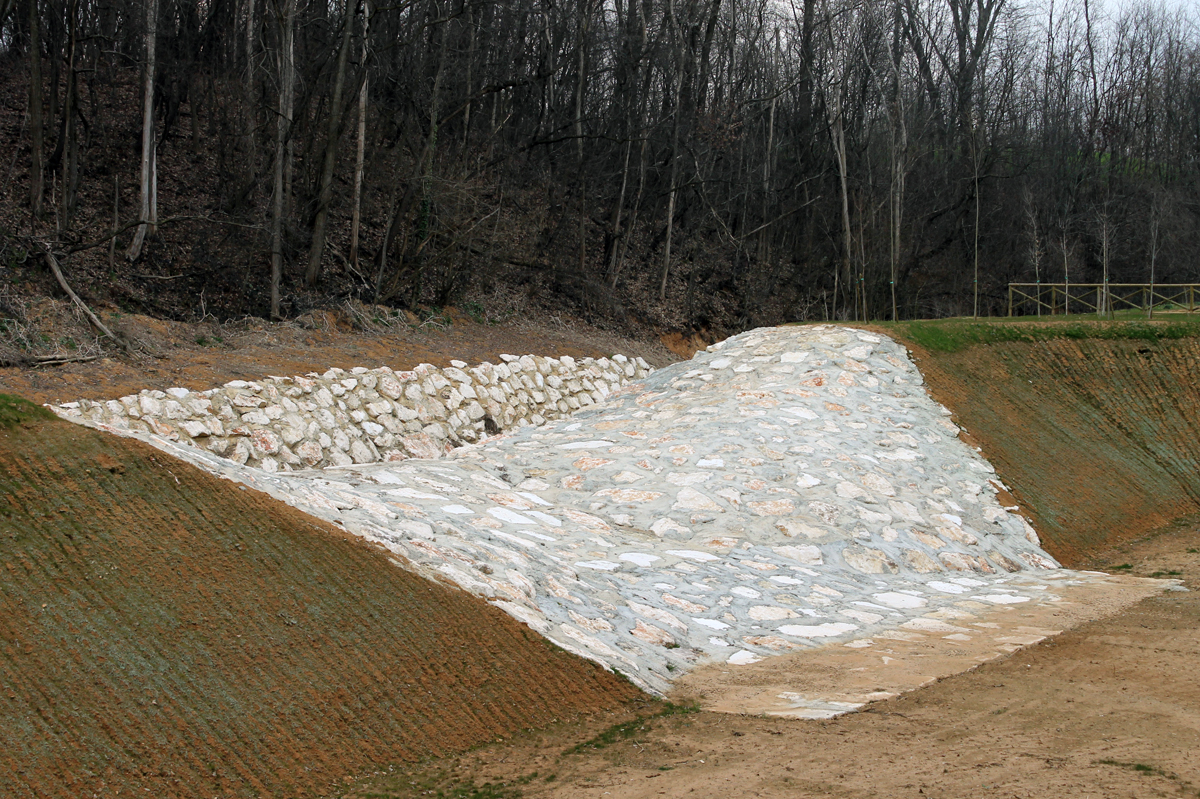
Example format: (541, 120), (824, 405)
(872, 316), (1200, 353)
(0, 393), (56, 429)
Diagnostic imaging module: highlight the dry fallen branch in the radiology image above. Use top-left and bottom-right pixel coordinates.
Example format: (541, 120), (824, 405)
(32, 353), (103, 366)
(36, 242), (125, 349)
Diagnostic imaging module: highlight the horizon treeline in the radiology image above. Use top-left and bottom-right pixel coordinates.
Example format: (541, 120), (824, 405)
(1, 0), (1198, 329)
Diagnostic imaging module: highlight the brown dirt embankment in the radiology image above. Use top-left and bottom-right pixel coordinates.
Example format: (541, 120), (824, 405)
(908, 335), (1200, 565)
(0, 304), (678, 407)
(0, 401), (641, 798)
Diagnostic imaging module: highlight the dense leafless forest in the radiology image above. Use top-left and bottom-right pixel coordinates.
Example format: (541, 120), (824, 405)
(0, 0), (1197, 331)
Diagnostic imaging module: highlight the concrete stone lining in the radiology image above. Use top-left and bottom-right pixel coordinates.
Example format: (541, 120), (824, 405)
(52, 353), (651, 470)
(56, 325), (1173, 714)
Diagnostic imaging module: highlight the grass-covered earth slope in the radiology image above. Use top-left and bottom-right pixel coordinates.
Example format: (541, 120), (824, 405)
(0, 402), (639, 798)
(880, 317), (1200, 564)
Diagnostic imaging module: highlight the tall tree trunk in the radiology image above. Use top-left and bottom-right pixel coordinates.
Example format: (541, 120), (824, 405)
(461, 0), (475, 160)
(374, 2), (448, 303)
(606, 0), (648, 287)
(127, 0), (158, 261)
(829, 84), (851, 320)
(658, 0), (684, 303)
(574, 0), (592, 277)
(795, 0), (816, 136)
(612, 76), (651, 291)
(971, 134), (981, 318)
(888, 0), (905, 321)
(606, 136), (632, 285)
(109, 175), (118, 270)
(890, 126), (905, 321)
(305, 0), (357, 286)
(1099, 209), (1111, 318)
(270, 0), (295, 319)
(28, 0), (43, 216)
(245, 0), (255, 96)
(59, 0), (79, 229)
(244, 0), (257, 171)
(1060, 231), (1071, 314)
(758, 94), (775, 265)
(1147, 195), (1160, 320)
(349, 0), (369, 267)
(659, 92), (682, 303)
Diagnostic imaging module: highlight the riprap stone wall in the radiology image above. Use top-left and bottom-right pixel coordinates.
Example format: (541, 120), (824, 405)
(52, 353), (652, 471)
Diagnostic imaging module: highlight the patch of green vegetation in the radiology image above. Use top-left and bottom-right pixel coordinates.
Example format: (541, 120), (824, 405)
(565, 717), (649, 754)
(352, 769), (525, 799)
(1096, 759), (1200, 796)
(1098, 759), (1162, 775)
(1187, 548), (1197, 554)
(359, 783), (520, 799)
(874, 315), (1200, 354)
(417, 305), (453, 329)
(1112, 563), (1134, 570)
(565, 701), (699, 755)
(1149, 570), (1182, 578)
(607, 667), (639, 689)
(461, 301), (487, 324)
(0, 393), (56, 429)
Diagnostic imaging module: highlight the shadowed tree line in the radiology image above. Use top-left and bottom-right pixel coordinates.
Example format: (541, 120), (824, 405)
(1, 0), (1198, 329)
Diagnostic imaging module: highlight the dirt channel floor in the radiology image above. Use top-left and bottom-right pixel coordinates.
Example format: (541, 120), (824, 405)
(3, 315), (1200, 798)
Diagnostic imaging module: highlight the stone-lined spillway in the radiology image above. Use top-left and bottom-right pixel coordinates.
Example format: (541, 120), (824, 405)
(59, 326), (1166, 707)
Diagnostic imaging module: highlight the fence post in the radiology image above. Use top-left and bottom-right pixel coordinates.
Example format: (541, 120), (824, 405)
(1008, 285), (1013, 317)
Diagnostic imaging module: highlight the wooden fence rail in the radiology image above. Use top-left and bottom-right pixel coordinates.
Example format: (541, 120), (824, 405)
(1007, 283), (1200, 317)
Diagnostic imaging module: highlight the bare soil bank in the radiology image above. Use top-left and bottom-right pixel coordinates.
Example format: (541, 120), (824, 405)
(909, 335), (1200, 564)
(0, 406), (640, 798)
(0, 305), (678, 407)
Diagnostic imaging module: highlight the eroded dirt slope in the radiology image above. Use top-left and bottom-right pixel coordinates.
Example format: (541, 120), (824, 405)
(0, 402), (640, 799)
(911, 336), (1200, 564)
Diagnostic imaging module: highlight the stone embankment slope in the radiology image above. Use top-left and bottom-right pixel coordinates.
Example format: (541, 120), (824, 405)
(53, 353), (651, 470)
(911, 334), (1200, 564)
(61, 326), (1168, 714)
(0, 400), (639, 799)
